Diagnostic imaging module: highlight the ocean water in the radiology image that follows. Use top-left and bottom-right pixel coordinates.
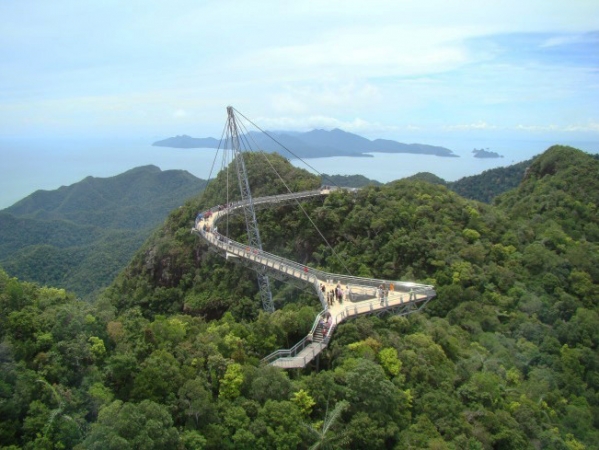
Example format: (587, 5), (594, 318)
(293, 138), (599, 183)
(1, 136), (598, 209)
(0, 138), (220, 209)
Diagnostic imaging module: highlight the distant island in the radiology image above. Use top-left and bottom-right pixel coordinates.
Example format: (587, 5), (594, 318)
(153, 135), (220, 149)
(153, 129), (459, 159)
(473, 148), (503, 158)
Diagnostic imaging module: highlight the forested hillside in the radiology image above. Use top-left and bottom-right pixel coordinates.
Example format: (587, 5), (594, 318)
(446, 159), (531, 204)
(403, 161), (532, 204)
(0, 166), (207, 298)
(404, 172), (447, 185)
(5, 165), (206, 229)
(321, 173), (382, 188)
(1, 146), (598, 449)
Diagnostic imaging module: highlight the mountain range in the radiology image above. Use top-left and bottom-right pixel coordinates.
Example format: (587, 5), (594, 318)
(152, 128), (458, 158)
(0, 159), (532, 299)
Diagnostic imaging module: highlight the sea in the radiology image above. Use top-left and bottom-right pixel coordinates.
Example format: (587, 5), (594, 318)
(1, 136), (598, 210)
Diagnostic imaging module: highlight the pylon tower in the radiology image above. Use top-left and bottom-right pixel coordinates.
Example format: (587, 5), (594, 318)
(225, 106), (274, 312)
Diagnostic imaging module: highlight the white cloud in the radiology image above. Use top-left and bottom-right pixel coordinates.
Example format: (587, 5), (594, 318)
(268, 81), (382, 115)
(443, 121), (499, 131)
(515, 124), (559, 132)
(270, 94), (308, 115)
(173, 109), (188, 118)
(540, 32), (599, 48)
(1, 0), (598, 139)
(236, 25), (475, 81)
(516, 122), (599, 133)
(254, 115), (398, 135)
(563, 122), (599, 132)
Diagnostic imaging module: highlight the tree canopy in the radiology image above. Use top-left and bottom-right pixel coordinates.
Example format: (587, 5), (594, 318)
(1, 147), (598, 449)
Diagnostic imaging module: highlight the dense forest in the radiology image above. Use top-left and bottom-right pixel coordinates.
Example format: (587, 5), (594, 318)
(1, 145), (598, 449)
(400, 162), (532, 205)
(320, 173), (382, 188)
(447, 160), (531, 204)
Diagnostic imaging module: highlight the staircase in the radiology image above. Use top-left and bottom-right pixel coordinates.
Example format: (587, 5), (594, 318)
(312, 323), (325, 343)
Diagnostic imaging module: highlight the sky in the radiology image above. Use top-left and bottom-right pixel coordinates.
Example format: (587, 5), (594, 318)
(1, 0), (598, 144)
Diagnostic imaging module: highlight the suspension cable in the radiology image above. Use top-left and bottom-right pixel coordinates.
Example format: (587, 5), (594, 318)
(232, 108), (342, 189)
(235, 114), (354, 277)
(220, 135), (231, 236)
(198, 119), (229, 208)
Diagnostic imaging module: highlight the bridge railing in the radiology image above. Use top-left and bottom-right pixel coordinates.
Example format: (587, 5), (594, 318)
(194, 226), (322, 286)
(195, 219), (433, 300)
(194, 188), (436, 368)
(201, 198), (434, 295)
(198, 227), (434, 301)
(261, 307), (332, 366)
(260, 290), (435, 367)
(205, 189), (327, 216)
(261, 336), (313, 365)
(195, 194), (435, 296)
(262, 341), (328, 369)
(307, 309), (329, 340)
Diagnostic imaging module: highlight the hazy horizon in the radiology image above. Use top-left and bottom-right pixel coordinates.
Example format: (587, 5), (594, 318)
(2, 134), (598, 210)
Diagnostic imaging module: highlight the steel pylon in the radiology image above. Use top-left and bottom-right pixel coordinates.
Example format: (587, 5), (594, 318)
(225, 106), (274, 312)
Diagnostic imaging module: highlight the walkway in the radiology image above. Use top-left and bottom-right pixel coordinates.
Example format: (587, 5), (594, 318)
(192, 188), (436, 368)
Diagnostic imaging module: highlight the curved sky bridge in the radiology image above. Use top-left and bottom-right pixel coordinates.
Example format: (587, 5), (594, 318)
(192, 187), (436, 369)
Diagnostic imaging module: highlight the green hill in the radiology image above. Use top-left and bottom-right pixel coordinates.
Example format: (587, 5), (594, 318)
(5, 165), (205, 229)
(446, 159), (532, 203)
(496, 145), (599, 239)
(321, 173), (382, 188)
(404, 171), (447, 185)
(1, 147), (598, 449)
(403, 162), (532, 204)
(0, 165), (207, 298)
(102, 153), (322, 318)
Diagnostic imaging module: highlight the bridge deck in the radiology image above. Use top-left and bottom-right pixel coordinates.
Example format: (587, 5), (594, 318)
(192, 189), (435, 368)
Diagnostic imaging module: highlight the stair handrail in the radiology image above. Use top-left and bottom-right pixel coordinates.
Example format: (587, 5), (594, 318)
(307, 309), (329, 341)
(261, 336), (310, 364)
(261, 307), (330, 365)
